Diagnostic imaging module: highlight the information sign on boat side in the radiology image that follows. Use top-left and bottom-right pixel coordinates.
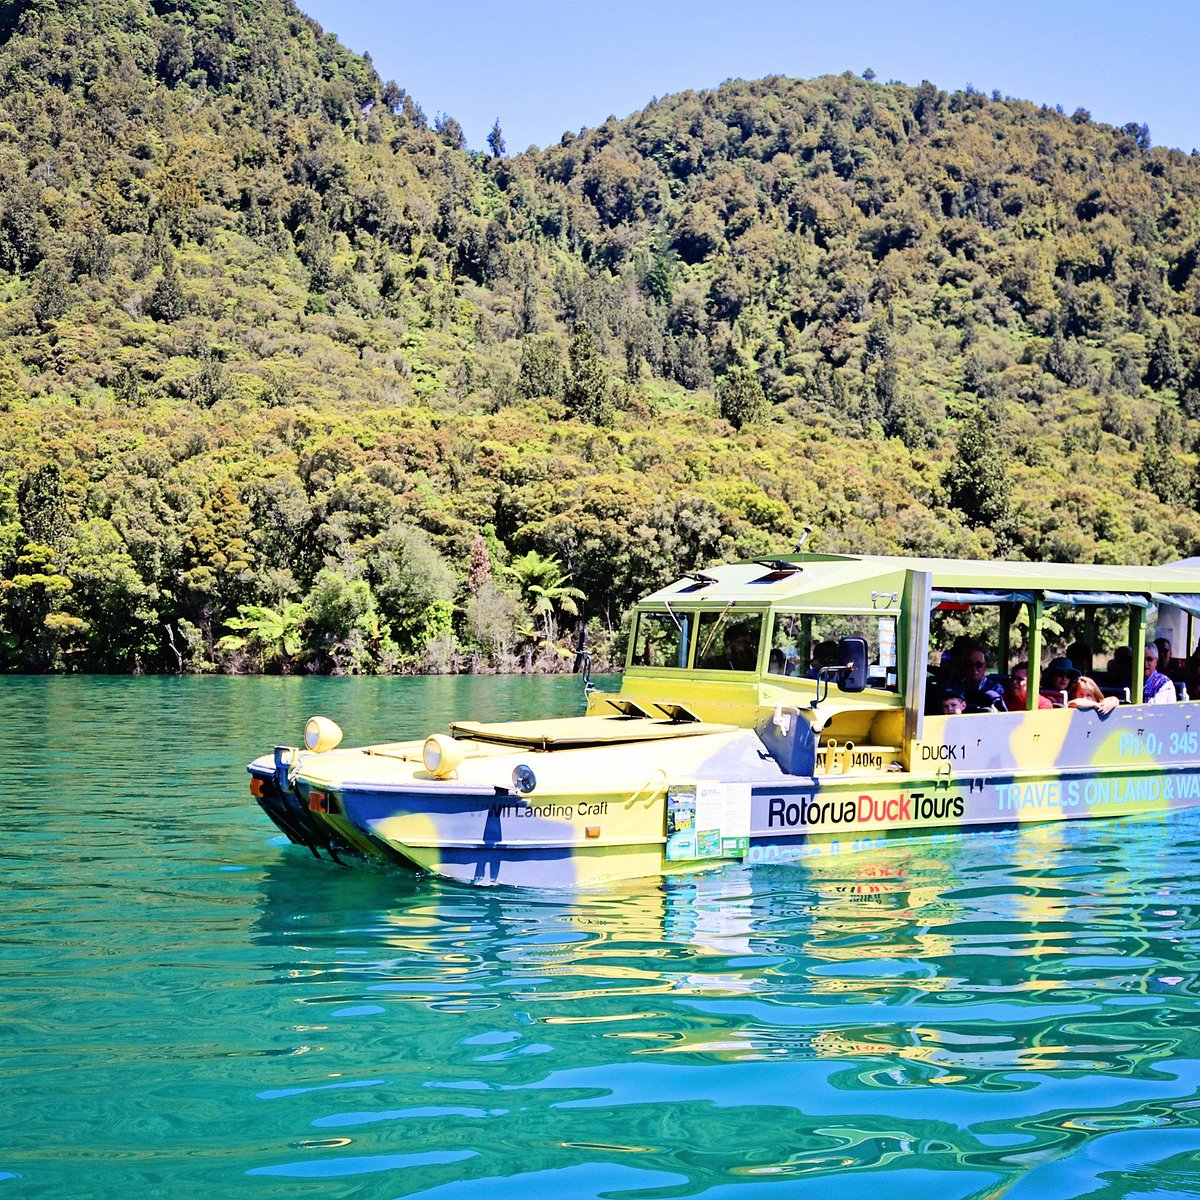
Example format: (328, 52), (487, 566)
(666, 782), (751, 861)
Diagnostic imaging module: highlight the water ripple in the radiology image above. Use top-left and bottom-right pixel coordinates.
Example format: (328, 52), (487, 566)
(6, 677), (1200, 1196)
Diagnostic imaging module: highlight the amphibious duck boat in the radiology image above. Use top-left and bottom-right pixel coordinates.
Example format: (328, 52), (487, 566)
(248, 553), (1200, 886)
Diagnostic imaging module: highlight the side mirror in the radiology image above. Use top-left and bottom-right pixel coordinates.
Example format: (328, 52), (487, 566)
(837, 636), (868, 692)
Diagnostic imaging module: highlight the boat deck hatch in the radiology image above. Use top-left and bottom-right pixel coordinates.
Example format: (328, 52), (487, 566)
(448, 715), (738, 750)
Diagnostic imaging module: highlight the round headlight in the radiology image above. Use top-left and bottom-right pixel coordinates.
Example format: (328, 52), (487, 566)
(304, 716), (343, 753)
(512, 764), (537, 795)
(423, 734), (466, 778)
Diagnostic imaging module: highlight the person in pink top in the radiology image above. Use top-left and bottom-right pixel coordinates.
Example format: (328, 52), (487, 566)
(1004, 662), (1052, 711)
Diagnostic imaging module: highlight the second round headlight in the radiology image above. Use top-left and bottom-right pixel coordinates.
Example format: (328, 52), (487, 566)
(423, 733), (466, 778)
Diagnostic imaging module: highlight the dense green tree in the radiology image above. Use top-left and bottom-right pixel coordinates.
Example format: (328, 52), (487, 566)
(303, 568), (389, 674)
(146, 249), (187, 322)
(1146, 325), (1184, 393)
(365, 523), (456, 660)
(1045, 332), (1090, 387)
(0, 178), (47, 275)
(0, 471), (21, 576)
(18, 463), (71, 550)
(67, 222), (114, 283)
(943, 407), (1013, 538)
(487, 119), (505, 159)
(628, 495), (731, 595)
(564, 324), (612, 424)
(881, 383), (935, 449)
(517, 338), (566, 401)
(1138, 447), (1188, 506)
(67, 518), (159, 670)
(0, 541), (81, 669)
(671, 202), (722, 264)
(191, 348), (233, 409)
(643, 255), (675, 305)
(179, 480), (255, 639)
(435, 112), (466, 148)
(32, 260), (70, 328)
(1155, 406), (1184, 450)
(717, 369), (769, 429)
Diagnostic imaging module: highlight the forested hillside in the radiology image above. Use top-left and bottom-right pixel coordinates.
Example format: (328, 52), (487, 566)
(1, 0), (1199, 673)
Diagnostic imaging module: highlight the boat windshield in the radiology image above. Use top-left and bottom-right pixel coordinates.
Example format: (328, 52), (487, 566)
(631, 609), (766, 671)
(769, 612), (898, 689)
(695, 611), (763, 671)
(632, 610), (693, 668)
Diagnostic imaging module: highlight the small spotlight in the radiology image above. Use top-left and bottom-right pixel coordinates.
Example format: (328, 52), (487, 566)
(423, 734), (466, 778)
(511, 764), (537, 794)
(304, 716), (343, 753)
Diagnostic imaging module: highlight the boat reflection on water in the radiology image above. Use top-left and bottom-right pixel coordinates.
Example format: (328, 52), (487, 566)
(245, 815), (1200, 1194)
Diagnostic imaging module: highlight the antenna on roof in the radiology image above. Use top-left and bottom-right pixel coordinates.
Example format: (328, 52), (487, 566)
(794, 524), (814, 552)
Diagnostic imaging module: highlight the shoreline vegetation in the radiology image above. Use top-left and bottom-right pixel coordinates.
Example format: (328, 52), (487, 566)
(1, 0), (1199, 675)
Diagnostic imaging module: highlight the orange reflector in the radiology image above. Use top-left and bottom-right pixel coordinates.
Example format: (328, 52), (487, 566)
(585, 826), (601, 838)
(308, 790), (329, 813)
(249, 777), (266, 799)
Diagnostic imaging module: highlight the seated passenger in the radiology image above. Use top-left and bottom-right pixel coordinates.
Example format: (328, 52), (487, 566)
(1182, 649), (1200, 703)
(939, 686), (967, 716)
(1144, 644), (1177, 704)
(768, 647), (786, 675)
(940, 635), (976, 672)
(947, 643), (1006, 712)
(1069, 675), (1119, 715)
(1040, 657), (1078, 707)
(1154, 636), (1181, 681)
(1004, 662), (1052, 711)
(722, 622), (759, 671)
(1066, 639), (1093, 673)
(805, 640), (842, 679)
(1103, 645), (1134, 694)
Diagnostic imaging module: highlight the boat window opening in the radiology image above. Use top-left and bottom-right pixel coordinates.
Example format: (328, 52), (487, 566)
(695, 610), (764, 671)
(769, 613), (898, 689)
(1028, 601), (1143, 703)
(929, 604), (1006, 672)
(926, 595), (1160, 710)
(928, 600), (1039, 712)
(633, 610), (693, 669)
(768, 612), (807, 677)
(694, 602), (736, 663)
(1151, 601), (1195, 689)
(1041, 601), (1132, 683)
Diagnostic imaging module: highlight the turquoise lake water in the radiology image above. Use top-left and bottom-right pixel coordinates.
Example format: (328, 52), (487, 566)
(5, 675), (1200, 1198)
